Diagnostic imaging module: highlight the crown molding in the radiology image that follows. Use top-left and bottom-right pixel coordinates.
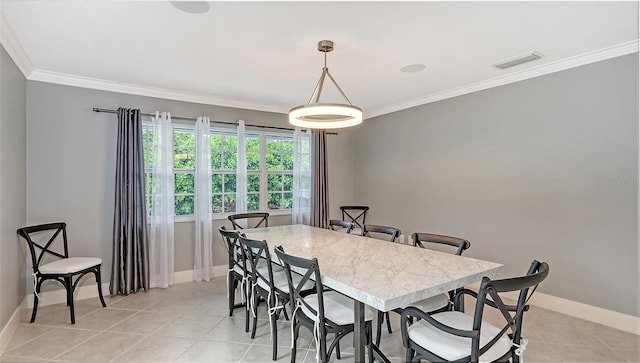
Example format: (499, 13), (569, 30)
(0, 11), (34, 77)
(1, 7), (636, 119)
(28, 69), (288, 114)
(365, 40), (640, 119)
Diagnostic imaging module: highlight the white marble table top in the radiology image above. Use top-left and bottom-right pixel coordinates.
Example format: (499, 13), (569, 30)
(244, 224), (503, 311)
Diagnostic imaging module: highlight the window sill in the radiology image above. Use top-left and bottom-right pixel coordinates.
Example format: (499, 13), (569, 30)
(172, 210), (291, 224)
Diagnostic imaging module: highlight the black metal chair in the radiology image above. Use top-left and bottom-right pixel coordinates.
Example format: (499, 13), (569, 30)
(17, 222), (107, 324)
(361, 224), (401, 342)
(228, 212), (269, 230)
(375, 232), (471, 346)
(274, 246), (376, 363)
(401, 260), (549, 363)
(218, 226), (251, 331)
(362, 224), (401, 242)
(411, 233), (470, 312)
(238, 235), (313, 360)
(340, 206), (369, 235)
(328, 219), (355, 233)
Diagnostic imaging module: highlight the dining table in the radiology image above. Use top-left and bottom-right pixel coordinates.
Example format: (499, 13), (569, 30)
(244, 224), (504, 362)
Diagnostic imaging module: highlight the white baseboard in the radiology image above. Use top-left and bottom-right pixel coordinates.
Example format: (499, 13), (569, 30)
(173, 270), (195, 284)
(524, 290), (639, 335)
(467, 282), (639, 335)
(212, 264), (228, 278)
(0, 306), (21, 354)
(174, 265), (228, 284)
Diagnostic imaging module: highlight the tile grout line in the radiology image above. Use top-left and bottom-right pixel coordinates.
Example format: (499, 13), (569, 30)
(47, 306), (146, 362)
(107, 310), (184, 363)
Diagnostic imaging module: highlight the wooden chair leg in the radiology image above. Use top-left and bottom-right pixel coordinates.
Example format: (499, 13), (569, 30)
(367, 323), (374, 363)
(95, 268), (107, 307)
(228, 277), (236, 316)
(376, 310), (384, 346)
(245, 294), (250, 333)
(250, 294), (259, 339)
(406, 347), (415, 363)
(291, 322), (300, 363)
(65, 279), (75, 324)
(65, 277), (72, 306)
(385, 311), (393, 333)
(271, 312), (278, 360)
(30, 279), (42, 323)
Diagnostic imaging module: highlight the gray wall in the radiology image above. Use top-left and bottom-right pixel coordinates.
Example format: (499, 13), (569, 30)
(353, 54), (638, 316)
(0, 45), (27, 328)
(25, 82), (355, 290)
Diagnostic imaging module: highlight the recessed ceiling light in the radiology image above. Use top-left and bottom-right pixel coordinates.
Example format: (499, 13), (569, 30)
(400, 64), (426, 73)
(169, 1), (210, 14)
(493, 52), (543, 70)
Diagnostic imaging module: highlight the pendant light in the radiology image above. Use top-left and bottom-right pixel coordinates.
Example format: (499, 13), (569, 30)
(289, 40), (363, 129)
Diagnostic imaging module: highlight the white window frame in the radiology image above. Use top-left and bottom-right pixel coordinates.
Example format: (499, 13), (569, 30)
(143, 123), (299, 222)
(264, 133), (295, 211)
(210, 128), (239, 214)
(172, 126), (197, 222)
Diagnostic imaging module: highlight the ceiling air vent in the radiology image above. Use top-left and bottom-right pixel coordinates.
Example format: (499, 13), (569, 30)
(493, 52), (543, 70)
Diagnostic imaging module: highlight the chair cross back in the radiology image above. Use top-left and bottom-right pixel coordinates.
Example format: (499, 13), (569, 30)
(466, 260), (549, 361)
(329, 219), (355, 233)
(228, 212), (269, 230)
(274, 246), (325, 321)
(18, 222), (70, 270)
(219, 227), (247, 283)
(362, 224), (401, 242)
(412, 232), (470, 255)
(478, 261), (548, 333)
(219, 226), (241, 257)
(238, 236), (274, 288)
(340, 206), (369, 229)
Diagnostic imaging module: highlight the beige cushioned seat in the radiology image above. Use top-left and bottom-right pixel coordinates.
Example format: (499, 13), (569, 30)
(39, 257), (102, 274)
(301, 290), (374, 325)
(407, 311), (512, 363)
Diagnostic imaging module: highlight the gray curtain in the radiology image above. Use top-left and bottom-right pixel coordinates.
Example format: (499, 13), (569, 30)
(110, 107), (150, 295)
(310, 130), (329, 228)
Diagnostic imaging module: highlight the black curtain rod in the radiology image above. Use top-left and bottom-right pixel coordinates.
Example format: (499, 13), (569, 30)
(92, 107), (338, 134)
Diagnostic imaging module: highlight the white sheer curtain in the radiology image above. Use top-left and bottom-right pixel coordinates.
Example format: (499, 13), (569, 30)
(235, 120), (247, 214)
(292, 127), (311, 225)
(148, 111), (175, 288)
(194, 116), (213, 282)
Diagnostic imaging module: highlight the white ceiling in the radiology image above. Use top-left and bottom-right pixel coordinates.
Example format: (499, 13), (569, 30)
(1, 1), (638, 118)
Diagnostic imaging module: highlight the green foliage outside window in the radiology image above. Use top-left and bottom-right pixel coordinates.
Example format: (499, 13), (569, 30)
(169, 130), (196, 215)
(143, 126), (303, 217)
(266, 135), (295, 210)
(211, 131), (238, 213)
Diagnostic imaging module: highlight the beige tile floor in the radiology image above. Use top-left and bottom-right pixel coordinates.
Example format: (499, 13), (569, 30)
(1, 277), (637, 363)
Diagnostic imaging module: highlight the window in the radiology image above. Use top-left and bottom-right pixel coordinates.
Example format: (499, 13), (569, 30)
(173, 128), (195, 216)
(211, 130), (237, 213)
(265, 134), (294, 210)
(143, 124), (307, 218)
